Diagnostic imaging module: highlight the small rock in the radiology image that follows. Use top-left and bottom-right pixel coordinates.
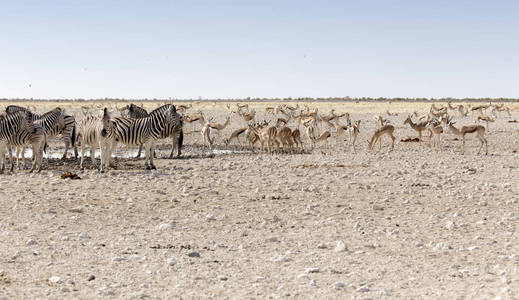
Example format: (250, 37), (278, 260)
(305, 267), (320, 273)
(503, 183), (511, 188)
(297, 274), (310, 280)
(357, 286), (369, 292)
(217, 275), (228, 281)
(61, 287), (70, 293)
(187, 252), (200, 258)
(272, 255), (291, 263)
(330, 281), (349, 289)
(157, 223), (174, 231)
(49, 276), (61, 283)
(266, 237), (279, 243)
(309, 279), (316, 286)
(335, 240), (349, 252)
(167, 257), (177, 266)
(317, 243), (328, 249)
(87, 275), (96, 281)
(446, 221), (458, 230)
(112, 257), (126, 262)
(372, 204), (384, 211)
(26, 239), (38, 246)
(79, 232), (90, 239)
(69, 207), (84, 213)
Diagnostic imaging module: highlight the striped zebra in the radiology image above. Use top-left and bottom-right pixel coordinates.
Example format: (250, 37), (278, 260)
(75, 114), (104, 170)
(99, 105), (181, 171)
(6, 105), (77, 159)
(123, 104), (184, 158)
(121, 104), (149, 119)
(0, 111), (47, 173)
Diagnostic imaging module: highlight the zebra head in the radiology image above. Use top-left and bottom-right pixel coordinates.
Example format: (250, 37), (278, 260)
(101, 108), (112, 138)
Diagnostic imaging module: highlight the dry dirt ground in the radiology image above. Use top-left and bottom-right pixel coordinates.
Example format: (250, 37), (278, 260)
(0, 101), (519, 299)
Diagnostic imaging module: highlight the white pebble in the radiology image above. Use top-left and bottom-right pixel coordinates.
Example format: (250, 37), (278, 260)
(26, 239), (38, 246)
(330, 281), (349, 289)
(157, 223), (174, 231)
(335, 240), (349, 252)
(305, 267), (320, 273)
(49, 276), (61, 283)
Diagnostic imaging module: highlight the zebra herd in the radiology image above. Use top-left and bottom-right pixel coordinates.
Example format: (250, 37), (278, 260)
(0, 104), (184, 173)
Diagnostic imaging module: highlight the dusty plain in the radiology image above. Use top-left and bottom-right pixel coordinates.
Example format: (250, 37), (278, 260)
(0, 100), (519, 299)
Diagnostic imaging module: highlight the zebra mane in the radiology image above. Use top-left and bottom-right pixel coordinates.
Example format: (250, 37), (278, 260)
(40, 107), (62, 118)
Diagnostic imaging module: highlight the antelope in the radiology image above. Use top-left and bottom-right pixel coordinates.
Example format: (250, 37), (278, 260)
(491, 104), (511, 118)
(238, 109), (256, 123)
(373, 115), (389, 126)
(386, 110), (397, 116)
(201, 122), (214, 151)
(283, 104), (299, 111)
(447, 102), (467, 116)
(476, 115), (495, 131)
(291, 128), (303, 153)
(430, 104), (447, 114)
(404, 115), (428, 144)
(306, 125), (330, 150)
(368, 125), (396, 151)
(447, 102), (468, 117)
(184, 111), (205, 126)
(426, 118), (443, 152)
(275, 126), (295, 153)
(334, 123), (349, 146)
(265, 106), (276, 115)
(471, 104), (490, 116)
(248, 123), (278, 154)
(276, 116), (290, 127)
(237, 103), (249, 111)
(319, 111), (336, 129)
(208, 115), (231, 133)
(445, 117), (488, 155)
(348, 120), (361, 153)
(224, 128), (247, 149)
(246, 122), (266, 152)
(177, 104), (192, 113)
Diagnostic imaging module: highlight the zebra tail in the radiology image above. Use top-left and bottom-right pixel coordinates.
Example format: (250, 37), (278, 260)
(43, 133), (48, 154)
(71, 124), (76, 147)
(178, 129), (184, 149)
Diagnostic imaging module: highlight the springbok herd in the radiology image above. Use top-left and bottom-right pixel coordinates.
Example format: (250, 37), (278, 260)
(0, 101), (515, 173)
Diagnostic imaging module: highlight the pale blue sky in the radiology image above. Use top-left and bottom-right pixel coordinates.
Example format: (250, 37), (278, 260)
(1, 0), (518, 99)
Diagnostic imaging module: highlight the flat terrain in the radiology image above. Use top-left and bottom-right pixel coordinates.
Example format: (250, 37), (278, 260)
(0, 101), (518, 299)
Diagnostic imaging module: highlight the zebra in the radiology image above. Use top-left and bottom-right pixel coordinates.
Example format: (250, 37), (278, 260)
(0, 111), (47, 173)
(6, 105), (77, 159)
(122, 104), (149, 119)
(75, 114), (104, 170)
(99, 105), (181, 171)
(123, 104), (184, 158)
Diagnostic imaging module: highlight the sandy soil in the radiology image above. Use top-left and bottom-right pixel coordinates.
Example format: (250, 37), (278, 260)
(0, 101), (518, 299)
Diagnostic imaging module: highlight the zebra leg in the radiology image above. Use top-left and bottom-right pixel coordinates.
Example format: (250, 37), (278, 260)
(8, 146), (15, 173)
(136, 145), (143, 159)
(79, 141), (86, 170)
(0, 143), (6, 174)
(15, 147), (21, 169)
(169, 135), (177, 159)
(29, 144), (37, 173)
(144, 142), (156, 170)
(177, 129), (183, 157)
(61, 138), (70, 160)
(99, 141), (108, 172)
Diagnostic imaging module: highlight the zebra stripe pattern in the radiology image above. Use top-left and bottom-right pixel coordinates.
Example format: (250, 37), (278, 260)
(99, 105), (181, 171)
(76, 114), (104, 169)
(0, 111), (46, 172)
(125, 104), (184, 158)
(6, 105), (77, 159)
